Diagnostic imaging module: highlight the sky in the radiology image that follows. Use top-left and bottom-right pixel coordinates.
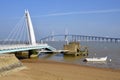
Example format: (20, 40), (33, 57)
(0, 0), (120, 39)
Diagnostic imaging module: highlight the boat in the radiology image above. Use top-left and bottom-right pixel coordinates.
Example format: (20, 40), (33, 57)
(83, 56), (107, 62)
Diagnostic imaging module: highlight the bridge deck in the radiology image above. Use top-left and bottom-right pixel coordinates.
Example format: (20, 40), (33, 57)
(0, 44), (56, 54)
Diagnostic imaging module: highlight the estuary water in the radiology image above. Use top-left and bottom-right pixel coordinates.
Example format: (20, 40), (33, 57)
(38, 41), (120, 69)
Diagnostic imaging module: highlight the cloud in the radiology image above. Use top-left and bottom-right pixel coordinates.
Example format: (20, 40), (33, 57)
(39, 9), (120, 17)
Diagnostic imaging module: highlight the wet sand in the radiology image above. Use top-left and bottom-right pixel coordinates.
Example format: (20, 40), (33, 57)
(1, 59), (120, 80)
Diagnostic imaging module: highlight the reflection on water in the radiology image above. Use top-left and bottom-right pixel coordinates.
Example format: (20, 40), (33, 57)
(38, 41), (120, 69)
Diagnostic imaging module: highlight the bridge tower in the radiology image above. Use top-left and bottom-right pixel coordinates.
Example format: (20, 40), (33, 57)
(65, 29), (69, 44)
(25, 10), (36, 45)
(51, 31), (55, 41)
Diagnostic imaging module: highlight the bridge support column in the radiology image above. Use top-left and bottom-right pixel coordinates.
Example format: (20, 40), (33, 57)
(28, 50), (37, 58)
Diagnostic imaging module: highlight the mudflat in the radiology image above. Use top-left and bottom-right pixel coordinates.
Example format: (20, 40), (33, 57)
(1, 59), (120, 80)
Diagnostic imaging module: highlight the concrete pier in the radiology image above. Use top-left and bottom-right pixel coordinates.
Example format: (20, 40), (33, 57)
(28, 50), (37, 58)
(63, 42), (88, 56)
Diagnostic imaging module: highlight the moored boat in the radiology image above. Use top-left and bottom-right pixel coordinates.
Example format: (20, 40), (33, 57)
(84, 56), (107, 62)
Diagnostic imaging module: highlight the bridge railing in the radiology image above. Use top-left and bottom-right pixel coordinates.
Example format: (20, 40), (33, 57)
(0, 43), (48, 50)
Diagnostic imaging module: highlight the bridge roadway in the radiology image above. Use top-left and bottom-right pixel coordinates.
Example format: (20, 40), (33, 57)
(40, 34), (120, 42)
(0, 43), (56, 54)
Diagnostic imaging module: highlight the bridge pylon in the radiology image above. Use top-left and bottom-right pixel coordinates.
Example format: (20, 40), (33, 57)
(65, 29), (69, 44)
(51, 31), (55, 41)
(25, 10), (36, 45)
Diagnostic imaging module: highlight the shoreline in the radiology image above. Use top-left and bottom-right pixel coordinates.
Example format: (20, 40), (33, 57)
(1, 59), (120, 80)
(21, 58), (120, 71)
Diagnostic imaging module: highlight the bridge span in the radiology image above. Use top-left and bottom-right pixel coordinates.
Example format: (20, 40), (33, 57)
(0, 10), (56, 55)
(40, 34), (120, 42)
(0, 44), (56, 54)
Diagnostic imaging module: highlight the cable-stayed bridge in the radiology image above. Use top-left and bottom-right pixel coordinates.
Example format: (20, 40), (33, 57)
(40, 34), (120, 43)
(0, 10), (56, 55)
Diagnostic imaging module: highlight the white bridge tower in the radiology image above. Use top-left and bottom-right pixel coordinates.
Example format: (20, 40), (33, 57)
(25, 10), (36, 45)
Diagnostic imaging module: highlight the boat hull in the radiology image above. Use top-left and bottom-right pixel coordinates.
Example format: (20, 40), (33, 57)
(84, 56), (107, 62)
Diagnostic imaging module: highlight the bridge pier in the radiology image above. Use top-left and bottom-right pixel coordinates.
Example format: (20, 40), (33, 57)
(65, 35), (68, 41)
(28, 50), (37, 58)
(115, 39), (117, 43)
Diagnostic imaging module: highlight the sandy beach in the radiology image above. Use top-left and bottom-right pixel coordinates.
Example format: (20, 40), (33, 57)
(1, 59), (120, 80)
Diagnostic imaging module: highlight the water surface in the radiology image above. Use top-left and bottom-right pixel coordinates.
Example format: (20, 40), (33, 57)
(38, 41), (120, 69)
